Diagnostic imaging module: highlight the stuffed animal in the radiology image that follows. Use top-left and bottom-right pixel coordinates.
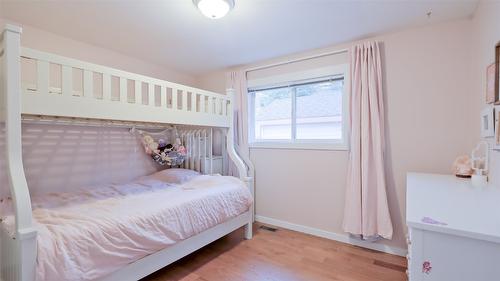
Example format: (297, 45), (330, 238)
(165, 144), (174, 152)
(142, 135), (159, 155)
(137, 132), (185, 166)
(174, 137), (182, 148)
(158, 138), (167, 147)
(177, 145), (187, 155)
(157, 139), (167, 151)
(158, 141), (174, 155)
(143, 135), (154, 144)
(160, 151), (171, 161)
(152, 154), (167, 165)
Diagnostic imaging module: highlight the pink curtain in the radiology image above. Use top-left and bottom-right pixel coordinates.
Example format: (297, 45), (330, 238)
(225, 70), (249, 176)
(342, 42), (393, 240)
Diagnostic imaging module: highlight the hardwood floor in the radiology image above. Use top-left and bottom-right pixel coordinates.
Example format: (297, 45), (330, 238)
(143, 223), (407, 281)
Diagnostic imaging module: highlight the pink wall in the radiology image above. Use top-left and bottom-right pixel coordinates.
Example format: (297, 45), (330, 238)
(197, 19), (477, 251)
(470, 1), (500, 185)
(1, 4), (493, 253)
(0, 17), (198, 86)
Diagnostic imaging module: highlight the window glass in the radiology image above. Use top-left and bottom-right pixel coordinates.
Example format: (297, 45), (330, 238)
(254, 87), (292, 140)
(295, 80), (343, 140)
(249, 73), (347, 149)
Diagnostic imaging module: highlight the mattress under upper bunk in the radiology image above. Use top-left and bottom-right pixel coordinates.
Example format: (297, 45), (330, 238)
(0, 169), (253, 281)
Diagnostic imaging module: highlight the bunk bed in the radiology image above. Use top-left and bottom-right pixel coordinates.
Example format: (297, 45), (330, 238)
(0, 24), (254, 281)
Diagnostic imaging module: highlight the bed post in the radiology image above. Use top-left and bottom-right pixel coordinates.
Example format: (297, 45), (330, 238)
(1, 24), (37, 281)
(226, 88), (254, 239)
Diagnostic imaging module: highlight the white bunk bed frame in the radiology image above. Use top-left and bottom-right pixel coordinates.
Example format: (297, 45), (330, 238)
(0, 25), (255, 281)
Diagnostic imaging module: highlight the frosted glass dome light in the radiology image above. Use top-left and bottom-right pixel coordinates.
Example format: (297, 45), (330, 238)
(193, 0), (235, 19)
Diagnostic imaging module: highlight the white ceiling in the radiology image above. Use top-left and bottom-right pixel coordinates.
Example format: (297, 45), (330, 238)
(1, 0), (479, 76)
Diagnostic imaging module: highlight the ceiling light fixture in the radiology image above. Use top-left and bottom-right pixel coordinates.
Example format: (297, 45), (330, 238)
(193, 0), (235, 19)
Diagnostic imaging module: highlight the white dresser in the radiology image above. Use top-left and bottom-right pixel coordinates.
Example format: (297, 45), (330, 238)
(406, 173), (500, 281)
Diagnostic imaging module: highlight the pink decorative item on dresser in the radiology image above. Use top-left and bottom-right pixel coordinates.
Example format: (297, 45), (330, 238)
(452, 155), (473, 178)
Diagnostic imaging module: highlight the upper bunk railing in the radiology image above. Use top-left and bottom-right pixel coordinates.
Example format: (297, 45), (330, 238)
(19, 48), (232, 127)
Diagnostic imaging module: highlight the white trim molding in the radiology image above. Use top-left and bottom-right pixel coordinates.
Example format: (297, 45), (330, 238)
(249, 141), (348, 151)
(255, 215), (407, 257)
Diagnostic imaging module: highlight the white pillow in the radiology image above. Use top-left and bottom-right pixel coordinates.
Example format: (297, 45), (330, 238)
(148, 168), (201, 184)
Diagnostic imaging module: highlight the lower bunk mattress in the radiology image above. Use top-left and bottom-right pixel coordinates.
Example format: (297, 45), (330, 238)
(0, 170), (253, 281)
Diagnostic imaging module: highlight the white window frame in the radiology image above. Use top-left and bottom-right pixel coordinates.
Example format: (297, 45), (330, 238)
(248, 64), (349, 151)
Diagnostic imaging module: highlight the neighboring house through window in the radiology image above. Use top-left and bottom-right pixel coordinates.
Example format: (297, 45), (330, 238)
(248, 63), (349, 150)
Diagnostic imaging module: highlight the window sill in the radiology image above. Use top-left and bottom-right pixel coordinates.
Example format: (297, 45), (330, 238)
(248, 142), (349, 151)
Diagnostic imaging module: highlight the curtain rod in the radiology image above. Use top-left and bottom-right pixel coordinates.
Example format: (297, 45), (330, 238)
(245, 48), (349, 73)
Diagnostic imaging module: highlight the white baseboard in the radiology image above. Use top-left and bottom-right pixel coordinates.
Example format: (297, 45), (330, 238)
(255, 215), (407, 257)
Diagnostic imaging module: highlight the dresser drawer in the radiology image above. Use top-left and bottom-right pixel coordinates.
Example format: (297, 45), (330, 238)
(407, 227), (500, 281)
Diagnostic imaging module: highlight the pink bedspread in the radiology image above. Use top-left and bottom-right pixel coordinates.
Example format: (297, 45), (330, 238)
(1, 175), (253, 281)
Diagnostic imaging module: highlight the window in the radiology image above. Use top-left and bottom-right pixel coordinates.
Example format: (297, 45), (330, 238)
(248, 67), (348, 150)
